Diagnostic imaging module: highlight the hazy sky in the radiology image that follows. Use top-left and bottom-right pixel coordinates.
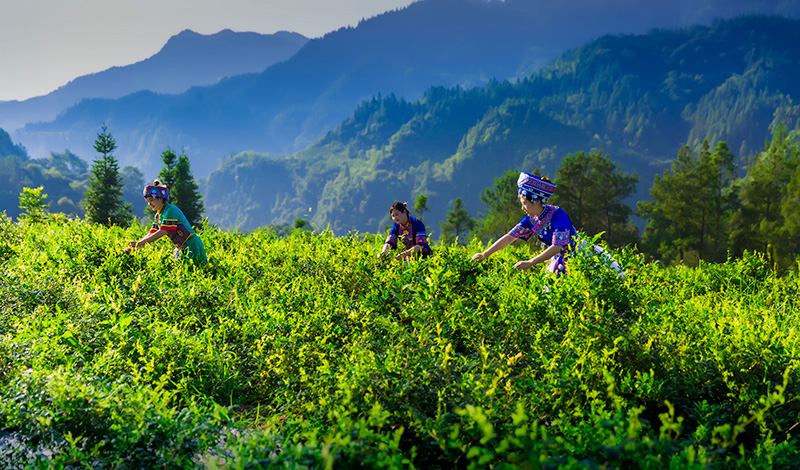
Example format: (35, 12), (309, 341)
(0, 0), (417, 101)
(3, 0), (799, 102)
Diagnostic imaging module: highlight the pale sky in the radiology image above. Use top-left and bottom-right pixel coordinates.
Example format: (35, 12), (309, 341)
(0, 0), (418, 101)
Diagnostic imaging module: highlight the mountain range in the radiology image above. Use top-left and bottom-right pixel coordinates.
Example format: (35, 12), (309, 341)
(0, 29), (307, 132)
(16, 0), (795, 178)
(1, 0), (799, 234)
(200, 14), (800, 234)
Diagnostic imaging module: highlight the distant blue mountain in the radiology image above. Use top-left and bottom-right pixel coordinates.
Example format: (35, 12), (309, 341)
(13, 0), (602, 176)
(197, 15), (800, 233)
(0, 29), (307, 131)
(10, 0), (800, 179)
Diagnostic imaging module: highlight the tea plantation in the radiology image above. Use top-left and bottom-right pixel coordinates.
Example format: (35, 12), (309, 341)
(0, 215), (797, 469)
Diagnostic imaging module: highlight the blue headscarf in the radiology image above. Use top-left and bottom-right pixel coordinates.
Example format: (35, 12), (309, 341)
(143, 184), (169, 200)
(517, 172), (556, 202)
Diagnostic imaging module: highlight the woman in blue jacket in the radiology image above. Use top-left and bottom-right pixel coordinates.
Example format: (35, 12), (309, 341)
(379, 201), (432, 261)
(471, 172), (575, 276)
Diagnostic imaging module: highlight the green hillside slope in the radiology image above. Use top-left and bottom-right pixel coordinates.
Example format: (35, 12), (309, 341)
(203, 15), (800, 234)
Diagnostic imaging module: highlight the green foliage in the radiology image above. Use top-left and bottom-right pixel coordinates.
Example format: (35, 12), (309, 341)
(0, 142), (87, 220)
(17, 187), (50, 224)
(0, 219), (798, 467)
(440, 197), (476, 244)
(639, 140), (738, 266)
(730, 124), (800, 272)
(202, 16), (800, 239)
(83, 125), (133, 227)
(475, 168), (525, 241)
(293, 218), (311, 231)
(413, 194), (428, 222)
(157, 148), (178, 191)
(551, 150), (640, 249)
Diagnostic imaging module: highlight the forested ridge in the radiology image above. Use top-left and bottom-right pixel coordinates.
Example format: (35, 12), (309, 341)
(201, 15), (800, 238)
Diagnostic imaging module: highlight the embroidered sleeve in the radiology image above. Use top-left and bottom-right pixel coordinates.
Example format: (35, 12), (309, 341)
(413, 219), (430, 249)
(384, 223), (399, 249)
(509, 216), (534, 241)
(551, 230), (571, 246)
(550, 208), (574, 246)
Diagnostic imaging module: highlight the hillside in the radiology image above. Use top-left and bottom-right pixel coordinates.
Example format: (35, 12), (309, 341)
(202, 15), (800, 234)
(0, 29), (307, 132)
(13, 0), (636, 177)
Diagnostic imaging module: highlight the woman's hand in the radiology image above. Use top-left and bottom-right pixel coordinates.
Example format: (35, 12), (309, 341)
(471, 252), (487, 263)
(513, 259), (535, 271)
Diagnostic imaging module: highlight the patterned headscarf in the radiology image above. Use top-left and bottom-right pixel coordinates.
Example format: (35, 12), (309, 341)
(517, 172), (556, 202)
(143, 184), (169, 200)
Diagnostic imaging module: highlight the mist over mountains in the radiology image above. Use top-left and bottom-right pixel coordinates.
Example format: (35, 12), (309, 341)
(0, 29), (307, 132)
(1, 0), (799, 232)
(200, 14), (800, 233)
(11, 0), (798, 179)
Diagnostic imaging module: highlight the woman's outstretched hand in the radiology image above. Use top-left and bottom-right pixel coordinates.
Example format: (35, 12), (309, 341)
(125, 240), (141, 253)
(471, 252), (486, 263)
(513, 260), (534, 270)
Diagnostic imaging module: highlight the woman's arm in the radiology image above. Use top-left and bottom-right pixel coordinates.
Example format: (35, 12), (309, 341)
(513, 244), (562, 271)
(471, 233), (517, 262)
(379, 243), (393, 257)
(128, 229), (167, 250)
(396, 243), (423, 260)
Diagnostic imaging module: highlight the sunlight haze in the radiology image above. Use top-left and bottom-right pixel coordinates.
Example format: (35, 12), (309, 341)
(0, 0), (417, 101)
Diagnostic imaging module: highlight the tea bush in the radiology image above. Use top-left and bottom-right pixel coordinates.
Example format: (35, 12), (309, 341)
(0, 217), (797, 468)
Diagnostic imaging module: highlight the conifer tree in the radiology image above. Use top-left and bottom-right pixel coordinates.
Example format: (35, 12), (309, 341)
(157, 148), (205, 228)
(550, 150), (639, 249)
(696, 141), (737, 262)
(18, 186), (49, 223)
(157, 148), (178, 191)
(83, 125), (132, 226)
(440, 197), (475, 244)
(730, 124), (800, 271)
(173, 152), (205, 228)
(638, 145), (704, 264)
(413, 194), (429, 222)
(638, 140), (737, 265)
(476, 168), (525, 241)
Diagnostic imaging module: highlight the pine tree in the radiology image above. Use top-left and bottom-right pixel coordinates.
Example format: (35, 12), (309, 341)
(173, 152), (205, 228)
(440, 197), (475, 244)
(83, 125), (132, 226)
(550, 150), (639, 249)
(157, 148), (178, 191)
(413, 194), (429, 222)
(696, 141), (737, 262)
(638, 140), (737, 265)
(18, 186), (49, 223)
(475, 168), (525, 241)
(638, 145), (704, 264)
(730, 124), (800, 271)
(156, 149), (204, 228)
